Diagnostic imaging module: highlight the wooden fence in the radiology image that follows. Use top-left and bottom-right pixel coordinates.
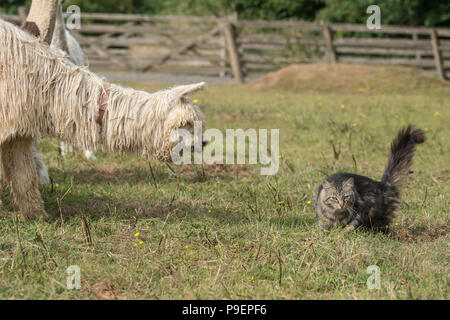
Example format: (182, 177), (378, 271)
(2, 12), (450, 82)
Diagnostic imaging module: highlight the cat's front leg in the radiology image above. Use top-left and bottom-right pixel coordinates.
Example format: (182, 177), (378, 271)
(318, 217), (336, 231)
(344, 219), (360, 231)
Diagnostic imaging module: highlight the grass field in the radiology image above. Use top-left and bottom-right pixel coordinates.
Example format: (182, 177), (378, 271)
(0, 65), (449, 299)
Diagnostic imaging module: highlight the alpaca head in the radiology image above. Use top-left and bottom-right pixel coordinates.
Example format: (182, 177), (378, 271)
(149, 82), (207, 162)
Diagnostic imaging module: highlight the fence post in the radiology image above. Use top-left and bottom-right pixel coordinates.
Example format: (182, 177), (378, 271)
(219, 31), (226, 78)
(430, 29), (445, 80)
(18, 6), (28, 24)
(323, 24), (336, 63)
(412, 32), (421, 62)
(222, 18), (244, 84)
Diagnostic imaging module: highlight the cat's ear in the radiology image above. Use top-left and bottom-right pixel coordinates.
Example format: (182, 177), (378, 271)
(322, 180), (333, 189)
(343, 177), (354, 188)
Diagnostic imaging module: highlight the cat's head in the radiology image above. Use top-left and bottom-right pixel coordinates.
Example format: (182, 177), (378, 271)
(319, 177), (355, 215)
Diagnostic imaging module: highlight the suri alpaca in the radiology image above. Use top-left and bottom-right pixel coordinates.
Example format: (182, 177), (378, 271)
(0, 18), (206, 220)
(22, 0), (91, 186)
(50, 0), (96, 159)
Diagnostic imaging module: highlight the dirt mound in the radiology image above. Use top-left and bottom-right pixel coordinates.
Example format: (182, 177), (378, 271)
(250, 63), (449, 94)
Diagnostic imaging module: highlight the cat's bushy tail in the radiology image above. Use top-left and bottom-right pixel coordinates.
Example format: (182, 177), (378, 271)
(381, 125), (425, 188)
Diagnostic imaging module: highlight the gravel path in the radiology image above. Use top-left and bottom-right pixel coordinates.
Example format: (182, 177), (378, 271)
(98, 72), (257, 84)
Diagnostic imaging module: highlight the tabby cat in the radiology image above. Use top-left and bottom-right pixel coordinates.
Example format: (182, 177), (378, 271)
(315, 125), (425, 231)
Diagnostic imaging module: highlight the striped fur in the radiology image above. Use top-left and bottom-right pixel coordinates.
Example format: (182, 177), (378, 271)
(315, 126), (425, 231)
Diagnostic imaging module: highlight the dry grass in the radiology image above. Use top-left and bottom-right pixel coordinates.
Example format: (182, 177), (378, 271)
(251, 63), (450, 95)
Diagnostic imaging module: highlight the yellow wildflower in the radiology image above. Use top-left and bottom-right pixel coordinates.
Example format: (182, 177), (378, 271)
(307, 201), (311, 204)
(185, 245), (189, 249)
(134, 232), (139, 237)
(340, 104), (345, 109)
(278, 201), (285, 205)
(139, 241), (143, 245)
(193, 99), (198, 104)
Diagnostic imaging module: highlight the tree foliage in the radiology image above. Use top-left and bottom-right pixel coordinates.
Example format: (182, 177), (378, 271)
(0, 0), (448, 26)
(318, 0), (450, 27)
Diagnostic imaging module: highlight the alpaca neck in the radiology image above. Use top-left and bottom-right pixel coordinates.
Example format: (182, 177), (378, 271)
(25, 0), (58, 44)
(101, 86), (168, 158)
(51, 1), (69, 53)
(44, 70), (105, 152)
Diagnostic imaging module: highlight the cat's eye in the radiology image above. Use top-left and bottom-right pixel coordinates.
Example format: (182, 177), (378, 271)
(327, 196), (338, 202)
(343, 195), (352, 201)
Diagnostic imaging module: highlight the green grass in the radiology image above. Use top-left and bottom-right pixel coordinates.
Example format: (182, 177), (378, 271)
(0, 73), (449, 299)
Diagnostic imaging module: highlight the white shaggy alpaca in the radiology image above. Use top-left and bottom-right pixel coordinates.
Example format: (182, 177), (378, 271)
(0, 18), (206, 220)
(51, 0), (95, 159)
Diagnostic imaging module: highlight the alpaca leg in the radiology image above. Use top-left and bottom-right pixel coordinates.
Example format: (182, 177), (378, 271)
(60, 141), (95, 160)
(59, 141), (74, 157)
(32, 139), (50, 184)
(59, 141), (66, 157)
(1, 137), (48, 220)
(84, 149), (96, 160)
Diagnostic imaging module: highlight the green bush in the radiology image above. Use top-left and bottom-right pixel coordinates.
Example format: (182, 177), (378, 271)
(0, 0), (30, 14)
(318, 0), (450, 27)
(1, 0), (448, 26)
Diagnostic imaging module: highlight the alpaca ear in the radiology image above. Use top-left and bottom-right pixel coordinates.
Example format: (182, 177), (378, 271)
(171, 82), (206, 99)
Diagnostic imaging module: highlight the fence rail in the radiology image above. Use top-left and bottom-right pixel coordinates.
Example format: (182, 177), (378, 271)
(1, 12), (449, 82)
